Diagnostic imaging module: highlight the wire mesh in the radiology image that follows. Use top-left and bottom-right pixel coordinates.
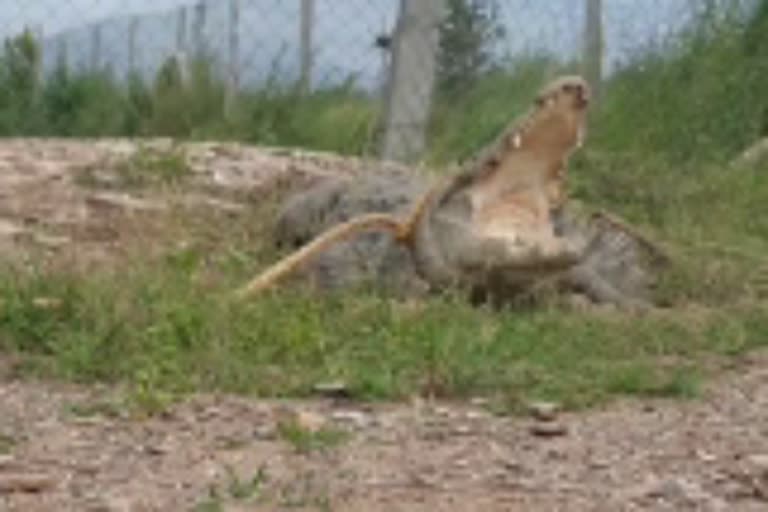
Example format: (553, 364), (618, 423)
(0, 0), (761, 161)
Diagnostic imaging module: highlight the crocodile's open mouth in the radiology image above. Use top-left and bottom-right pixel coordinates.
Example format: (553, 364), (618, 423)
(557, 78), (591, 110)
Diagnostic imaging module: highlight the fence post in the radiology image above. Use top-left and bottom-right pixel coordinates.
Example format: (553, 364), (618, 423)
(299, 0), (315, 93)
(175, 5), (189, 83)
(192, 1), (207, 59)
(379, 0), (446, 163)
(56, 36), (68, 74)
(583, 0), (603, 102)
(32, 25), (44, 86)
(128, 17), (139, 76)
(225, 0), (240, 117)
(90, 24), (102, 72)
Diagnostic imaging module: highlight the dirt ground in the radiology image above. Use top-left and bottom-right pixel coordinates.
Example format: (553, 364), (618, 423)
(2, 353), (768, 511)
(0, 139), (767, 511)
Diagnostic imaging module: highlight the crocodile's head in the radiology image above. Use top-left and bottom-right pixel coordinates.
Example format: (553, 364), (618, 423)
(518, 75), (591, 155)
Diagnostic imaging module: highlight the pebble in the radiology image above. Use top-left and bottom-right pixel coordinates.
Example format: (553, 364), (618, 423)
(330, 410), (371, 429)
(0, 472), (57, 493)
(527, 401), (561, 422)
(630, 476), (719, 506)
(747, 454), (768, 473)
(529, 422), (568, 438)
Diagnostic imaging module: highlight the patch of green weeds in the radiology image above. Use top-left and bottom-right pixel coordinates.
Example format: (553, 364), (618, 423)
(277, 422), (349, 455)
(0, 433), (16, 454)
(113, 144), (192, 188)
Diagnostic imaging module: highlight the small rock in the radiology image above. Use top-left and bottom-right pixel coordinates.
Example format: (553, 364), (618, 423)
(747, 454), (768, 473)
(86, 192), (166, 212)
(330, 410), (370, 429)
(143, 443), (169, 456)
(464, 410), (487, 421)
(453, 458), (470, 469)
(451, 424), (474, 436)
(312, 381), (351, 399)
(632, 476), (714, 505)
(529, 422), (568, 438)
(273, 406), (326, 433)
(588, 457), (611, 469)
(0, 472), (57, 493)
(0, 454), (14, 469)
(695, 449), (717, 463)
(253, 424), (276, 440)
(527, 401), (561, 422)
(0, 219), (26, 238)
(296, 410), (327, 432)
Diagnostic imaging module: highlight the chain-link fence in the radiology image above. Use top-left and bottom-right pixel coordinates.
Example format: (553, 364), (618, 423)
(0, 0), (762, 163)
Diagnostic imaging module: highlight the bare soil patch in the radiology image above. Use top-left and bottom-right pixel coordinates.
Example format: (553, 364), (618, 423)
(1, 354), (768, 511)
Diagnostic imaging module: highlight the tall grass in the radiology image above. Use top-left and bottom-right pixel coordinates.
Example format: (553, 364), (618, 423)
(592, 5), (768, 163)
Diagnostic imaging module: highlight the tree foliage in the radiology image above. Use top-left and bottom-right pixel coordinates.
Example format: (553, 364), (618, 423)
(0, 29), (43, 133)
(437, 0), (504, 96)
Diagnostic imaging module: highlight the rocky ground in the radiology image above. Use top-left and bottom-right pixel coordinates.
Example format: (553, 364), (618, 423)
(0, 138), (407, 268)
(0, 139), (766, 511)
(2, 353), (768, 511)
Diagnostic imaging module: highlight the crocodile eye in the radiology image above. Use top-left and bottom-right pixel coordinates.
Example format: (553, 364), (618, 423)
(561, 82), (581, 95)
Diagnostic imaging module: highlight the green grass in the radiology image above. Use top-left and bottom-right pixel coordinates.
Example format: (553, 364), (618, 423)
(0, 235), (766, 415)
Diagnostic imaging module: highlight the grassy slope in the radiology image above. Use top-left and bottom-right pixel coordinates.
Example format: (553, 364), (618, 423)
(1, 10), (768, 415)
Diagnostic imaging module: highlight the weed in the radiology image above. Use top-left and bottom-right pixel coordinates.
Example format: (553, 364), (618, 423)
(0, 433), (15, 454)
(75, 143), (192, 190)
(278, 422), (349, 455)
(64, 399), (124, 420)
(192, 466), (268, 510)
(193, 488), (224, 512)
(114, 144), (192, 188)
(225, 465), (268, 501)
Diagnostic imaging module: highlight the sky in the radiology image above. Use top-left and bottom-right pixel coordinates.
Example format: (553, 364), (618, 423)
(0, 0), (190, 36)
(0, 0), (757, 90)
